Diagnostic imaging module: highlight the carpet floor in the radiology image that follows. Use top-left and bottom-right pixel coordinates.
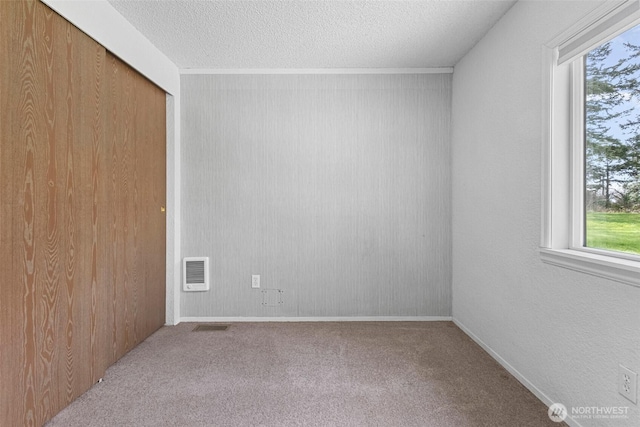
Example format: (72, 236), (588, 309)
(45, 321), (562, 427)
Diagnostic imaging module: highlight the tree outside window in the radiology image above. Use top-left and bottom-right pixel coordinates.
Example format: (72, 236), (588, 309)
(585, 24), (640, 255)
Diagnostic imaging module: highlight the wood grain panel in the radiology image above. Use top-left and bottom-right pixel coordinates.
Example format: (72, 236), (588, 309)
(58, 17), (79, 408)
(16, 1), (42, 424)
(140, 76), (166, 335)
(103, 52), (166, 356)
(132, 70), (149, 341)
(122, 64), (138, 352)
(37, 5), (62, 421)
(62, 27), (105, 407)
(106, 55), (131, 359)
(0, 2), (22, 426)
(90, 41), (110, 384)
(105, 53), (122, 364)
(124, 59), (167, 347)
(1, 2), (167, 426)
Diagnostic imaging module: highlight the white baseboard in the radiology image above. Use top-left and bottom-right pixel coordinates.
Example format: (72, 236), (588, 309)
(179, 316), (452, 323)
(453, 318), (584, 427)
(179, 68), (454, 75)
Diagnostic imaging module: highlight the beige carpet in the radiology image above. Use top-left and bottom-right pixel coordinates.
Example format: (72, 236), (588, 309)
(45, 322), (562, 426)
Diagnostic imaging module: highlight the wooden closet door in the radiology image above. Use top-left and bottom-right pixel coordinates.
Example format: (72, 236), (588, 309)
(124, 58), (166, 343)
(0, 2), (101, 423)
(104, 53), (166, 363)
(1, 2), (166, 426)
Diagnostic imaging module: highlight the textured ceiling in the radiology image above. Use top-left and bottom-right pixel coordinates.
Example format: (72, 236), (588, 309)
(107, 0), (516, 69)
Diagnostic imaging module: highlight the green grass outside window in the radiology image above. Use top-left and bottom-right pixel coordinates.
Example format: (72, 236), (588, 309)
(586, 212), (640, 255)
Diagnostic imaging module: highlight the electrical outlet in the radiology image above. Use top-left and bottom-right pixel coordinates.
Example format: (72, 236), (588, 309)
(251, 274), (260, 289)
(618, 364), (637, 404)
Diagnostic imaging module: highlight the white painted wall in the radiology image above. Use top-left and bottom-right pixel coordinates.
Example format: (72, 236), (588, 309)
(452, 1), (640, 426)
(41, 0), (181, 325)
(165, 94), (181, 325)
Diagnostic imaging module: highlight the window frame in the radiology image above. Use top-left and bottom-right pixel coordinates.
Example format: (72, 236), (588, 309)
(541, 0), (640, 288)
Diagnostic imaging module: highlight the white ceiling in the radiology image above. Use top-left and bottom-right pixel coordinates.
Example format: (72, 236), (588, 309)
(107, 0), (516, 70)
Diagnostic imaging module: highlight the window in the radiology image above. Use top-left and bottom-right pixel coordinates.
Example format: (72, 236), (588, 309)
(541, 0), (640, 287)
(584, 28), (640, 256)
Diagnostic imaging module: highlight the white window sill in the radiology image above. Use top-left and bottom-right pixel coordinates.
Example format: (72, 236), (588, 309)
(540, 248), (640, 288)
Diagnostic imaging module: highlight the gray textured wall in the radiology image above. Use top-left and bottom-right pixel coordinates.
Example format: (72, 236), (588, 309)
(181, 73), (451, 317)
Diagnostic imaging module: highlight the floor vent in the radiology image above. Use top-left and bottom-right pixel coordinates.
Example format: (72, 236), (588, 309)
(192, 324), (230, 332)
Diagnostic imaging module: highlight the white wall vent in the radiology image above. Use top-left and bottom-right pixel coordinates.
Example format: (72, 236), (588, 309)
(183, 257), (210, 292)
